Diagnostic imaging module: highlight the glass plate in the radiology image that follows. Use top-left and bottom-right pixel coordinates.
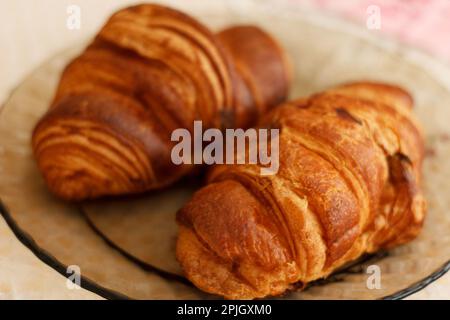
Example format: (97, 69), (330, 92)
(0, 0), (449, 299)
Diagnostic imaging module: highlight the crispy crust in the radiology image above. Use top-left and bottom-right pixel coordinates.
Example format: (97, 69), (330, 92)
(176, 82), (426, 299)
(32, 4), (291, 200)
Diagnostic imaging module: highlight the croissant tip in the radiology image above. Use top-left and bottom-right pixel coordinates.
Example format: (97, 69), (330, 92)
(39, 170), (96, 201)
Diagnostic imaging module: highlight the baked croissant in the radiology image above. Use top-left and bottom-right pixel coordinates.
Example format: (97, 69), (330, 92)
(32, 4), (291, 200)
(176, 82), (426, 299)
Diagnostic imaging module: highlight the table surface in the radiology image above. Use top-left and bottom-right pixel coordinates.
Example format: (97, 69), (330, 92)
(0, 0), (448, 299)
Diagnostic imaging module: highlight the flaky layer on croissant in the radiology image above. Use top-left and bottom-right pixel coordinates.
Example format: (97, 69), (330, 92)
(32, 4), (291, 200)
(176, 82), (426, 299)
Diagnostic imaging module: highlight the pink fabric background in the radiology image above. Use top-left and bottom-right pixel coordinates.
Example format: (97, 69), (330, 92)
(295, 0), (450, 62)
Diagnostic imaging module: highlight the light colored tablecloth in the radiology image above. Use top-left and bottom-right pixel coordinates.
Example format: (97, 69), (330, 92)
(0, 0), (448, 299)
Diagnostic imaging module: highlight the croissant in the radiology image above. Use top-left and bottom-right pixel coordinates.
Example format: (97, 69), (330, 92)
(32, 4), (291, 200)
(176, 82), (426, 299)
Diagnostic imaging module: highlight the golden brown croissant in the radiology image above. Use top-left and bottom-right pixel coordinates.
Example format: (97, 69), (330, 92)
(176, 82), (426, 299)
(32, 4), (291, 200)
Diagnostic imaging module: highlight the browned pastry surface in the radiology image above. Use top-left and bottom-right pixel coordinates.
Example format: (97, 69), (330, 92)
(176, 82), (426, 299)
(32, 4), (290, 200)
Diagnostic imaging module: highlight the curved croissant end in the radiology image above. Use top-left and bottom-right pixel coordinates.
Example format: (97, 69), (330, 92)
(217, 25), (292, 128)
(176, 82), (426, 299)
(32, 93), (188, 201)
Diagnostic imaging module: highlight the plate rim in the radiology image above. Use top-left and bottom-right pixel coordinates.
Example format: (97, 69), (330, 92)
(0, 200), (129, 300)
(1, 199), (449, 300)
